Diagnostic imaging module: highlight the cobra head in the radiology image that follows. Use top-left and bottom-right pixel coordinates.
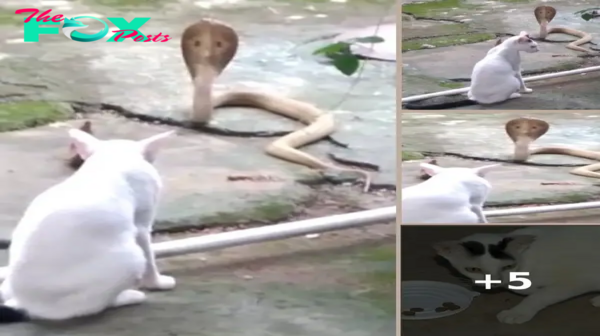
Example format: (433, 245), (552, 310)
(505, 117), (550, 161)
(534, 5), (556, 25)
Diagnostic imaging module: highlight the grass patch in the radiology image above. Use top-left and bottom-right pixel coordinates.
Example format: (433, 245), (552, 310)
(200, 200), (297, 226)
(402, 0), (478, 17)
(402, 32), (495, 51)
(401, 151), (424, 161)
(438, 80), (463, 89)
(250, 201), (296, 221)
(357, 245), (395, 314)
(0, 101), (72, 132)
(362, 245), (396, 263)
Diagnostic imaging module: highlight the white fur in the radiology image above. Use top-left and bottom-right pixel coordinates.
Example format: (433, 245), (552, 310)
(0, 129), (177, 321)
(401, 163), (501, 224)
(468, 31), (539, 104)
(434, 226), (600, 324)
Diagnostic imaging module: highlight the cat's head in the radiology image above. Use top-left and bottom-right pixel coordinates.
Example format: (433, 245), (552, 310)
(510, 31), (539, 53)
(419, 163), (501, 186)
(68, 128), (175, 164)
(433, 234), (535, 288)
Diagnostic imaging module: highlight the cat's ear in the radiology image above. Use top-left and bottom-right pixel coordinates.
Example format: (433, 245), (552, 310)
(68, 128), (101, 160)
(471, 164), (502, 177)
(138, 130), (175, 162)
(504, 235), (535, 255)
(432, 241), (465, 259)
(420, 163), (445, 176)
(517, 31), (531, 43)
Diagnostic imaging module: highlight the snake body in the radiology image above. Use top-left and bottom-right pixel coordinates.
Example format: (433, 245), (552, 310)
(535, 5), (593, 54)
(529, 147), (600, 178)
(181, 19), (371, 191)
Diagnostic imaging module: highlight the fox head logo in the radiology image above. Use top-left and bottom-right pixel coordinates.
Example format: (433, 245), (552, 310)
(62, 16), (108, 42)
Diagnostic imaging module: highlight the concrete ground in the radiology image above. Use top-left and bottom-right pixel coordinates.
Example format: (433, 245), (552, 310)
(0, 113), (396, 241)
(490, 208), (600, 223)
(401, 225), (598, 336)
(0, 223), (395, 335)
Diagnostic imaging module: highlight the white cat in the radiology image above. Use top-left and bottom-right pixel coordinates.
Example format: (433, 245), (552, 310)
(433, 226), (600, 324)
(401, 163), (500, 224)
(468, 31), (539, 104)
(0, 128), (176, 323)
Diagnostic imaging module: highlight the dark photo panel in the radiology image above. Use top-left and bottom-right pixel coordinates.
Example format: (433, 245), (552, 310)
(401, 225), (600, 336)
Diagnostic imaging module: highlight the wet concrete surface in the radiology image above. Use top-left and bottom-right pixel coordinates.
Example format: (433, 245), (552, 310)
(335, 23), (397, 61)
(0, 224), (395, 336)
(489, 207), (600, 223)
(401, 0), (600, 109)
(401, 112), (600, 205)
(402, 112), (600, 164)
(0, 0), (396, 184)
(0, 114), (327, 240)
(401, 226), (599, 336)
(404, 70), (600, 110)
(403, 40), (582, 80)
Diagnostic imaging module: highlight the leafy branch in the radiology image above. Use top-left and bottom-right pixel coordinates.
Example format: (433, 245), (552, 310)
(574, 8), (600, 21)
(313, 36), (384, 76)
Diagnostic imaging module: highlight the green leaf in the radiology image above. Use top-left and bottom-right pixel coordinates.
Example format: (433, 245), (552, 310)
(581, 12), (593, 21)
(350, 36), (385, 44)
(574, 7), (600, 15)
(331, 54), (360, 76)
(313, 42), (351, 56)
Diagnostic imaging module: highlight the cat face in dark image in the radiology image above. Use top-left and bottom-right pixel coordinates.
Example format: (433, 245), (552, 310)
(433, 234), (535, 287)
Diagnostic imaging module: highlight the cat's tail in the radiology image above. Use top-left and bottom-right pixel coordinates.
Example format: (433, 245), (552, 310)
(0, 306), (29, 324)
(403, 99), (478, 110)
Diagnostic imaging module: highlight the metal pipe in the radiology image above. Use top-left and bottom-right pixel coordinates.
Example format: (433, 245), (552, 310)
(485, 201), (600, 217)
(153, 206), (396, 258)
(402, 65), (600, 103)
(0, 207), (397, 280)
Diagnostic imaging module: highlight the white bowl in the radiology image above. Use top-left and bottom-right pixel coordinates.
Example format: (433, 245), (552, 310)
(401, 280), (480, 320)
